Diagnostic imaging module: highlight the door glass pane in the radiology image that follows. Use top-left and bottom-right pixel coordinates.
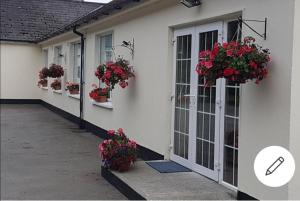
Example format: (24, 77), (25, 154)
(223, 21), (241, 187)
(223, 81), (240, 186)
(196, 30), (218, 170)
(173, 34), (192, 160)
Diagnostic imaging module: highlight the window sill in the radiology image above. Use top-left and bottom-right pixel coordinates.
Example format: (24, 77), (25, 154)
(68, 93), (80, 100)
(41, 87), (48, 90)
(91, 99), (113, 110)
(53, 89), (62, 94)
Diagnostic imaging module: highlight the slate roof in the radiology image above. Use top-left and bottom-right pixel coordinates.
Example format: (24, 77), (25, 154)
(37, 0), (144, 42)
(0, 0), (103, 42)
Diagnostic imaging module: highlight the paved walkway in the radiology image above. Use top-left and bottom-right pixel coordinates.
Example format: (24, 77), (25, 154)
(1, 104), (126, 200)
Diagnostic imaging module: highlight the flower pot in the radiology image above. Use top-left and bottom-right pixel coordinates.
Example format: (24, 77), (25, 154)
(41, 82), (48, 87)
(52, 86), (61, 90)
(69, 90), (79, 95)
(94, 96), (107, 103)
(110, 158), (132, 172)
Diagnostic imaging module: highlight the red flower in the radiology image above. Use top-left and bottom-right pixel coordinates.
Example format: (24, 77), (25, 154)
(223, 68), (235, 77)
(226, 49), (234, 57)
(249, 61), (258, 69)
(204, 61), (213, 69)
(108, 130), (115, 135)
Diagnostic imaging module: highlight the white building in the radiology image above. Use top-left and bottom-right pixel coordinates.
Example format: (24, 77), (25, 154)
(1, 0), (300, 199)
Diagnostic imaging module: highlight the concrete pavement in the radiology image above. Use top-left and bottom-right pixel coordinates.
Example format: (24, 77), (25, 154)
(0, 104), (126, 200)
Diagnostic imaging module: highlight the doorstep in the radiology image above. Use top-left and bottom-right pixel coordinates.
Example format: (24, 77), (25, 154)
(101, 161), (236, 200)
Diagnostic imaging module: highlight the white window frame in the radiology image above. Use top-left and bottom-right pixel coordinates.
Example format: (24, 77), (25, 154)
(70, 42), (81, 84)
(43, 49), (49, 67)
(96, 32), (114, 103)
(54, 45), (63, 65)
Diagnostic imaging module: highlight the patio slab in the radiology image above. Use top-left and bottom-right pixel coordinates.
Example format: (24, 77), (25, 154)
(102, 161), (237, 200)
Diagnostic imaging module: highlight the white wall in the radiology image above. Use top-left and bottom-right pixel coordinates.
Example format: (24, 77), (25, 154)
(40, 41), (81, 117)
(40, 0), (295, 199)
(0, 43), (42, 99)
(289, 0), (300, 199)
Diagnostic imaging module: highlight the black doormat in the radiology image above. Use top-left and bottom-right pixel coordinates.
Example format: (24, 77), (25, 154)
(146, 161), (191, 173)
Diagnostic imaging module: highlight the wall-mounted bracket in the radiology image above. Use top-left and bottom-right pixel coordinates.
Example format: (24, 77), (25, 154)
(238, 16), (267, 40)
(121, 38), (135, 59)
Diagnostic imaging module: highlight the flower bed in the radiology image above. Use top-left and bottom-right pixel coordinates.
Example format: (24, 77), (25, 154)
(196, 37), (270, 86)
(99, 128), (137, 172)
(66, 82), (79, 94)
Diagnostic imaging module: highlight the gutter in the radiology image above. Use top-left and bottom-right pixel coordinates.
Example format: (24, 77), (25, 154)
(72, 27), (85, 129)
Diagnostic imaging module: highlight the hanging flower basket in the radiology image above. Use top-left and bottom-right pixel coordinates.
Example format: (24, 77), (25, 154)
(99, 128), (137, 172)
(37, 67), (50, 88)
(196, 37), (270, 86)
(48, 64), (64, 78)
(95, 58), (134, 90)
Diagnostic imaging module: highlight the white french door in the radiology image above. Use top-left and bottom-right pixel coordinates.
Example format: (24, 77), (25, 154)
(171, 21), (240, 188)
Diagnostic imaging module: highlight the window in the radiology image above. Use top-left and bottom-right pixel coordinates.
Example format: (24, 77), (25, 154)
(96, 33), (113, 103)
(43, 49), (48, 67)
(99, 33), (113, 64)
(54, 46), (63, 65)
(71, 42), (81, 83)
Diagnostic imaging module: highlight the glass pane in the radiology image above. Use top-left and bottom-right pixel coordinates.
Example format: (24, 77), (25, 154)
(196, 112), (203, 138)
(225, 87), (236, 117)
(184, 135), (189, 159)
(179, 134), (185, 158)
(234, 150), (238, 186)
(223, 147), (234, 185)
(209, 143), (215, 170)
(203, 114), (210, 141)
(196, 139), (203, 165)
(227, 20), (242, 42)
(203, 141), (209, 168)
(224, 117), (234, 147)
(210, 116), (215, 141)
(235, 119), (239, 148)
(174, 132), (179, 155)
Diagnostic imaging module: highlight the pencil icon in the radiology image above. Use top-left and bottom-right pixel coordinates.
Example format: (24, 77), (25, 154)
(266, 157), (284, 176)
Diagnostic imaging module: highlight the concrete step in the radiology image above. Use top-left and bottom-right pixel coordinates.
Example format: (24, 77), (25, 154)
(102, 161), (237, 200)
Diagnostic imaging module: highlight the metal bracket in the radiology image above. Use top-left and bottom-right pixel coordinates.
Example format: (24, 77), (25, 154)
(238, 16), (267, 40)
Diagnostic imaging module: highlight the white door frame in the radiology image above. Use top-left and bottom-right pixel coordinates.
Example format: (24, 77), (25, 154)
(171, 21), (224, 182)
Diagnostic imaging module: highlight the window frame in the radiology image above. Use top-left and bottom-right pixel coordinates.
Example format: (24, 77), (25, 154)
(95, 31), (114, 103)
(70, 41), (81, 84)
(54, 45), (63, 65)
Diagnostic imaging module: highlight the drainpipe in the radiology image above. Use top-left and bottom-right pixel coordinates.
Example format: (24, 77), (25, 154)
(73, 27), (85, 129)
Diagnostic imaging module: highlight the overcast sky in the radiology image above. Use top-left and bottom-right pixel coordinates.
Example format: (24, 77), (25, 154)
(85, 0), (112, 3)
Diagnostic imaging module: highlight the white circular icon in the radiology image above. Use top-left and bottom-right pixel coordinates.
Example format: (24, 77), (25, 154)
(254, 146), (295, 187)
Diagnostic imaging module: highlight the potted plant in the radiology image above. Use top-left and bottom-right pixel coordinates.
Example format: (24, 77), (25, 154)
(196, 37), (270, 86)
(89, 84), (110, 103)
(95, 58), (134, 90)
(99, 128), (137, 172)
(37, 67), (49, 87)
(48, 64), (64, 78)
(50, 79), (61, 90)
(37, 79), (48, 88)
(66, 82), (79, 94)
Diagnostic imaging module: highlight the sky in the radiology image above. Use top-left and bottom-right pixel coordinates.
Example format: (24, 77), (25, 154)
(85, 0), (112, 3)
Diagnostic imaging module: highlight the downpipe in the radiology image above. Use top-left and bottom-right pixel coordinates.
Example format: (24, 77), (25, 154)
(73, 27), (85, 129)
